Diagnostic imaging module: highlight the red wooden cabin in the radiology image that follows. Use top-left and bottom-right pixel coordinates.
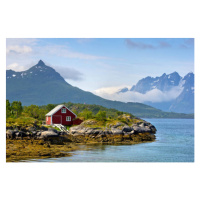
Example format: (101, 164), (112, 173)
(45, 104), (82, 126)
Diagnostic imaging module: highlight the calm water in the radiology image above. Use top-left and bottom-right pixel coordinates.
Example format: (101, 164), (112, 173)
(28, 119), (194, 162)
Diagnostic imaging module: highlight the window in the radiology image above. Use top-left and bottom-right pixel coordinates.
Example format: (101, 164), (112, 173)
(47, 117), (48, 121)
(61, 108), (66, 113)
(66, 116), (71, 121)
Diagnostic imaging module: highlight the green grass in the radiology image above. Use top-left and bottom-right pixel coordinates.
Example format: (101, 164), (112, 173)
(6, 116), (40, 128)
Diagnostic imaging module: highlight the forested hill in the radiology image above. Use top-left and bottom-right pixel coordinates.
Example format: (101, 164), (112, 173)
(45, 102), (194, 119)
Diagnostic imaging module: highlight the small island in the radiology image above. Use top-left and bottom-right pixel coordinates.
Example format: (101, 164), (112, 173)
(6, 101), (156, 162)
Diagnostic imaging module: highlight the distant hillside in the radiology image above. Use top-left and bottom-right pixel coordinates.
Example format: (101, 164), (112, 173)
(6, 60), (193, 118)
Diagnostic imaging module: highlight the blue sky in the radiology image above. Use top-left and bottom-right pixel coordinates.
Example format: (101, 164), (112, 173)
(6, 38), (194, 96)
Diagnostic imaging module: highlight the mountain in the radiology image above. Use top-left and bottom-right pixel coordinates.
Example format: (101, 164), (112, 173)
(117, 71), (194, 114)
(129, 71), (181, 94)
(6, 60), (193, 118)
(169, 72), (194, 113)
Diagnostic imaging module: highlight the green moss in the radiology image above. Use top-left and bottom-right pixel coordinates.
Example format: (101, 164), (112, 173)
(6, 139), (81, 162)
(6, 117), (39, 129)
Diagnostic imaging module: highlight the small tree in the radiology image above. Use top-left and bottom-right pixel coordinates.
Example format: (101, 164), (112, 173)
(6, 100), (11, 118)
(11, 101), (23, 117)
(78, 109), (93, 120)
(96, 110), (107, 121)
(24, 105), (48, 120)
(46, 104), (56, 111)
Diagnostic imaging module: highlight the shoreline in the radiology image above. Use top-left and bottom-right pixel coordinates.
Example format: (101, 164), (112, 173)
(6, 138), (156, 162)
(6, 115), (157, 162)
(6, 139), (80, 162)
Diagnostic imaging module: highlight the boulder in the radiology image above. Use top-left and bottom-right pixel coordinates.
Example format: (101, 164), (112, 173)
(15, 131), (27, 138)
(48, 128), (58, 133)
(111, 128), (123, 135)
(87, 128), (101, 136)
(112, 122), (124, 128)
(84, 128), (94, 135)
(132, 125), (144, 133)
(69, 125), (91, 136)
(59, 131), (68, 135)
(123, 130), (135, 135)
(31, 131), (37, 136)
(36, 132), (42, 137)
(103, 129), (112, 135)
(149, 125), (157, 133)
(6, 130), (16, 139)
(28, 126), (36, 132)
(122, 125), (133, 132)
(40, 126), (48, 131)
(40, 131), (59, 139)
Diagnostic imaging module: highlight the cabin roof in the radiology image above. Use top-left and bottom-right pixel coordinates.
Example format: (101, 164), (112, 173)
(46, 104), (65, 116)
(45, 104), (77, 117)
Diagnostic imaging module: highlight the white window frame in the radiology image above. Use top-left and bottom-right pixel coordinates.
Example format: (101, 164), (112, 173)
(66, 116), (71, 121)
(61, 108), (66, 113)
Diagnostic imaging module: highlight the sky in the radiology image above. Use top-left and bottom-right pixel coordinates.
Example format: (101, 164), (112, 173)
(6, 38), (194, 101)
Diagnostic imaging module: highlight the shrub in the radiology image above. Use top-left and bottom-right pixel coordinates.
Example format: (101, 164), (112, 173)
(96, 110), (107, 121)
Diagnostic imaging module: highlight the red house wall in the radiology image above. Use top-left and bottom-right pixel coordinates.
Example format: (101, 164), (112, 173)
(52, 106), (76, 125)
(46, 116), (51, 125)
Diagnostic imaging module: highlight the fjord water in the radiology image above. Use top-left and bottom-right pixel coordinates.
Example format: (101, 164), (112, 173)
(32, 119), (194, 162)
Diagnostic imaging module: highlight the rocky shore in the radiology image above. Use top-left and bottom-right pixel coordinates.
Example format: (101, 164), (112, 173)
(6, 115), (157, 161)
(68, 119), (156, 143)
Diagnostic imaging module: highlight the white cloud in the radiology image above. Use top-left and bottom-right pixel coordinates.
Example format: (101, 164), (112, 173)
(94, 85), (131, 96)
(94, 86), (183, 103)
(6, 63), (28, 71)
(6, 45), (32, 54)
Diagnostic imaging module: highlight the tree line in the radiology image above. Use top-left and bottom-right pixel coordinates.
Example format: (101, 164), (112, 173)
(6, 100), (49, 120)
(6, 100), (131, 123)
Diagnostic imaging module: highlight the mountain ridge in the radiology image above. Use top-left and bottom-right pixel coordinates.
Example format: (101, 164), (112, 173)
(117, 71), (194, 114)
(6, 60), (193, 118)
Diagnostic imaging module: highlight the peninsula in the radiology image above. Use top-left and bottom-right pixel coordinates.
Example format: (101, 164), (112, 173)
(6, 101), (156, 162)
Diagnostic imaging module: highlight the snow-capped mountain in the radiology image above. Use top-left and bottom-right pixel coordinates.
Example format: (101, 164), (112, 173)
(169, 72), (194, 113)
(6, 60), (66, 82)
(118, 72), (194, 114)
(120, 72), (182, 94)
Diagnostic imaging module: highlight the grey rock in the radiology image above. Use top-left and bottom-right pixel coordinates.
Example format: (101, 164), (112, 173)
(122, 125), (132, 132)
(32, 131), (37, 135)
(84, 128), (95, 135)
(40, 126), (48, 131)
(48, 128), (58, 133)
(36, 132), (41, 137)
(15, 131), (27, 138)
(6, 130), (16, 139)
(123, 130), (135, 135)
(111, 128), (123, 135)
(28, 127), (36, 132)
(132, 125), (144, 133)
(69, 126), (87, 135)
(112, 122), (124, 128)
(40, 131), (59, 138)
(59, 131), (68, 135)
